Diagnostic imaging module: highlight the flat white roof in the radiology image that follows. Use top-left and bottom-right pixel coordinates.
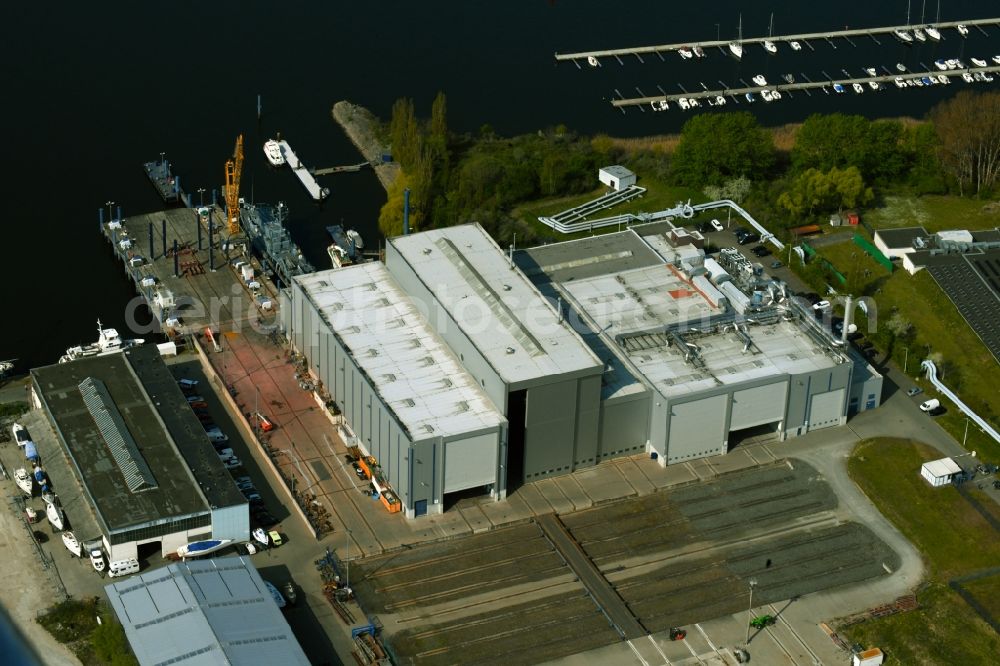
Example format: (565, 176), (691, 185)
(562, 264), (840, 399)
(296, 264), (505, 440)
(389, 224), (602, 385)
(106, 556), (309, 666)
(922, 457), (962, 478)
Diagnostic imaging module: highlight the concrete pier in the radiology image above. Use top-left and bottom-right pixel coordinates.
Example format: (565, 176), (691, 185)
(99, 206), (280, 335)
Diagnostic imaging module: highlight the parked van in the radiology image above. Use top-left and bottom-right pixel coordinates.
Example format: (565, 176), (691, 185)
(919, 398), (941, 413)
(178, 378), (199, 389)
(108, 558), (140, 578)
(206, 428), (229, 443)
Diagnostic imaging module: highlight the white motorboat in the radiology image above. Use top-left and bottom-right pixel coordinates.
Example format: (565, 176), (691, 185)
(973, 72), (987, 82)
(59, 320), (144, 364)
(46, 501), (64, 531)
(265, 581), (286, 609)
(688, 97), (701, 108)
(587, 55), (599, 67)
(744, 92), (755, 103)
(946, 59), (960, 70)
(955, 60), (967, 69)
(771, 90), (783, 100)
(934, 59), (949, 71)
(656, 99), (669, 111)
(90, 548), (105, 572)
(833, 83), (846, 94)
(938, 74), (951, 85)
(12, 423), (32, 448)
(868, 81), (881, 91)
(62, 532), (82, 557)
(963, 72), (975, 83)
(253, 527), (270, 546)
(993, 56), (1000, 65)
(761, 89), (774, 102)
(894, 77), (907, 88)
(926, 26), (942, 41)
(957, 24), (969, 37)
(852, 83), (865, 94)
(971, 58), (988, 68)
(14, 468), (33, 496)
(263, 140), (285, 167)
(914, 28), (926, 42)
(783, 73), (795, 84)
(896, 63), (908, 72)
(326, 225), (363, 269)
(985, 73), (996, 83)
(678, 98), (691, 110)
(678, 47), (694, 60)
(0, 359), (14, 376)
(692, 46), (706, 58)
(752, 75), (768, 86)
(714, 95), (726, 106)
(865, 67), (877, 77)
(894, 30), (913, 44)
(177, 539), (232, 559)
(789, 41), (802, 51)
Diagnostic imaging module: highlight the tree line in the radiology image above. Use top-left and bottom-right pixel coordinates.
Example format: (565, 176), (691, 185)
(379, 93), (606, 243)
(377, 91), (1000, 242)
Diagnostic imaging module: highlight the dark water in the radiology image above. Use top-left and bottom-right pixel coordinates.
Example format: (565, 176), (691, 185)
(3, 0), (998, 369)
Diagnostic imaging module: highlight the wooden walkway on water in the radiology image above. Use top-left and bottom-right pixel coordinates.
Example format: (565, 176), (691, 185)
(612, 65), (1000, 110)
(555, 18), (1000, 65)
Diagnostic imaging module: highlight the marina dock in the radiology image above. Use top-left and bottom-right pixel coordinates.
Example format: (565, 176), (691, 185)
(277, 140), (330, 202)
(556, 18), (1000, 65)
(610, 65), (1000, 110)
(98, 206), (280, 335)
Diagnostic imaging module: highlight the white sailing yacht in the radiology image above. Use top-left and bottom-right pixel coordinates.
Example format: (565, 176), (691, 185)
(729, 14), (743, 60)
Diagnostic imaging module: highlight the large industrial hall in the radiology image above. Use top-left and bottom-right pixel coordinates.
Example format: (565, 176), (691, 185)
(29, 345), (249, 561)
(284, 220), (883, 518)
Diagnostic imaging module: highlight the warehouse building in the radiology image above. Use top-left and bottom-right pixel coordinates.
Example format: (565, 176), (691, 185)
(30, 346), (248, 560)
(518, 223), (882, 462)
(285, 262), (506, 517)
(386, 224), (605, 489)
(105, 555), (308, 665)
(283, 222), (882, 517)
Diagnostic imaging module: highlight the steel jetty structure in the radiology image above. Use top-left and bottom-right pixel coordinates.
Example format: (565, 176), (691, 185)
(276, 139), (330, 201)
(556, 17), (1000, 66)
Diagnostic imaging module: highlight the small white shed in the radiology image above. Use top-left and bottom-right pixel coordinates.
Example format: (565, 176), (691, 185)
(598, 165), (636, 191)
(920, 457), (962, 487)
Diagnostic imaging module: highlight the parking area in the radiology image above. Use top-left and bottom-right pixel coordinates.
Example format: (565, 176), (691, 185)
(350, 461), (899, 665)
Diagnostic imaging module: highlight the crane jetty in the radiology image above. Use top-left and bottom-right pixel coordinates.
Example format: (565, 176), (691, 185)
(276, 139), (330, 202)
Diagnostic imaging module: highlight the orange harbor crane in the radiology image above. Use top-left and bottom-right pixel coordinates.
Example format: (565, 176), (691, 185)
(224, 134), (244, 235)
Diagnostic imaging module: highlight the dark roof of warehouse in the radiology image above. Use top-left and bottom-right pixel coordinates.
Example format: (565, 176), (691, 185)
(874, 226), (928, 250)
(31, 346), (243, 534)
